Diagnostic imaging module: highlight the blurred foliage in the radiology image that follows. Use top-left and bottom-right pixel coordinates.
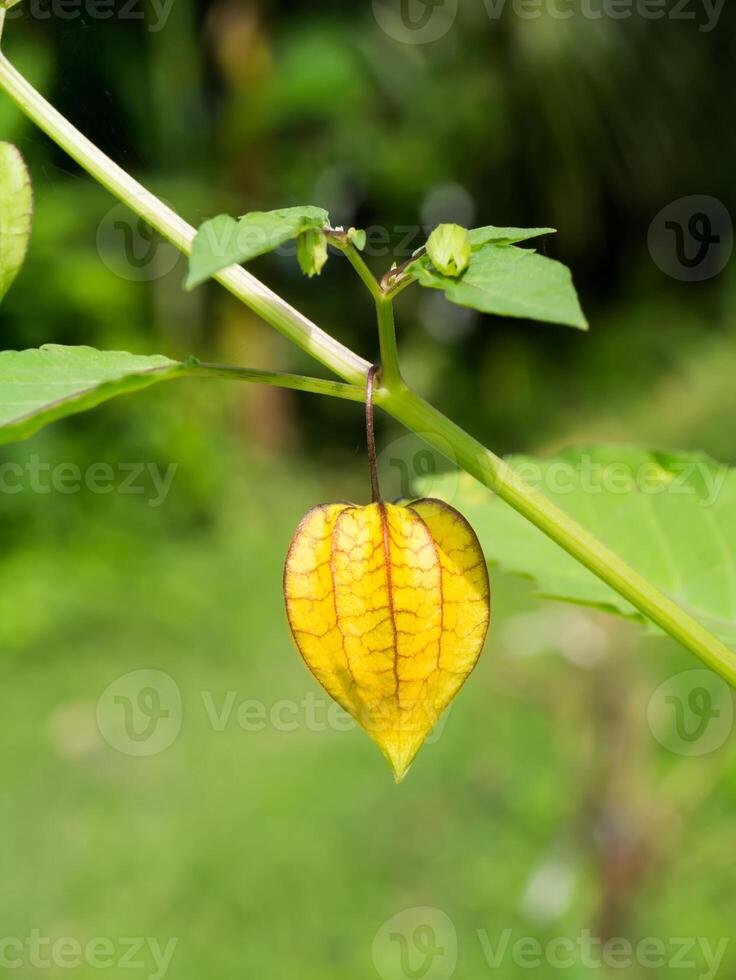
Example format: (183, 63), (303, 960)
(1, 2), (736, 977)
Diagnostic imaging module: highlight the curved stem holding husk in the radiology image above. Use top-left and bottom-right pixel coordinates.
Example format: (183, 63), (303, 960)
(365, 365), (383, 504)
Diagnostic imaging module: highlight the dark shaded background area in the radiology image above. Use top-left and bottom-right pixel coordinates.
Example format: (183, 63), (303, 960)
(1, 3), (735, 978)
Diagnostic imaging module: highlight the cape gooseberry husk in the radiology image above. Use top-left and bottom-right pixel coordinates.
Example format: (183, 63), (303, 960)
(284, 498), (490, 781)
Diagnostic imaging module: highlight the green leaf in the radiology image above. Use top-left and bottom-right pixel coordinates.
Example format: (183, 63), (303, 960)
(426, 224), (471, 277)
(0, 142), (33, 303)
(297, 228), (329, 278)
(0, 345), (185, 445)
(348, 227), (367, 251)
(410, 243), (588, 330)
(467, 226), (556, 247)
(186, 206), (329, 289)
(421, 446), (736, 649)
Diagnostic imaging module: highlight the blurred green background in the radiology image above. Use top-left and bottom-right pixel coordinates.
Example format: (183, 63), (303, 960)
(1, 2), (735, 978)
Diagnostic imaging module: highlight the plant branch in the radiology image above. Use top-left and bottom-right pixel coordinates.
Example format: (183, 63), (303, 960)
(381, 246), (425, 298)
(383, 276), (417, 302)
(186, 361), (366, 401)
(366, 365), (382, 503)
(386, 388), (736, 686)
(327, 232), (402, 389)
(375, 297), (402, 390)
(2, 52), (735, 683)
(328, 234), (383, 302)
(0, 53), (370, 387)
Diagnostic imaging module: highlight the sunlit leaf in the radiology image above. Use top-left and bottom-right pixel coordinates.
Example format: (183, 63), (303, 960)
(0, 142), (33, 303)
(0, 345), (185, 445)
(421, 446), (736, 649)
(186, 206), (329, 289)
(409, 243), (588, 329)
(284, 499), (490, 781)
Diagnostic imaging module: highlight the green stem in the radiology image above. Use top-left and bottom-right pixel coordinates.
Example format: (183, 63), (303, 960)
(384, 275), (417, 302)
(0, 53), (369, 386)
(376, 296), (402, 390)
(381, 247), (425, 299)
(387, 388), (736, 686)
(329, 237), (402, 388)
(338, 241), (383, 302)
(186, 362), (366, 402)
(365, 365), (383, 503)
(1, 51), (734, 685)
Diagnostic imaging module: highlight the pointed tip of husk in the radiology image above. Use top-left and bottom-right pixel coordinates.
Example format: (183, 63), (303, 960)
(383, 744), (418, 784)
(392, 764), (411, 785)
